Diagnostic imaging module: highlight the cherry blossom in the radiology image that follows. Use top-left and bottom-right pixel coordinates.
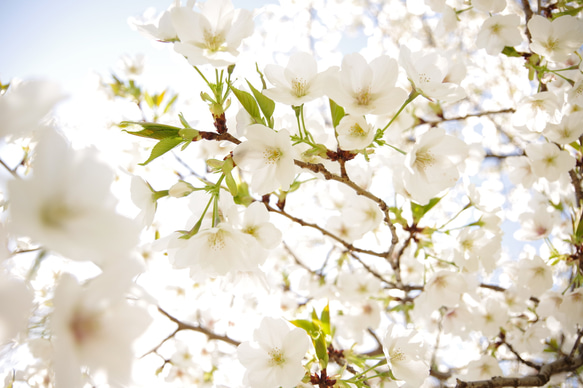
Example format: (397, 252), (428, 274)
(528, 15), (583, 63)
(325, 53), (407, 115)
(171, 0), (254, 66)
(399, 46), (466, 103)
(237, 317), (310, 388)
(6, 129), (140, 266)
(398, 128), (469, 205)
(335, 114), (375, 150)
(233, 124), (296, 195)
(382, 325), (429, 387)
(263, 52), (331, 106)
(476, 14), (522, 55)
(51, 266), (151, 388)
(525, 142), (576, 181)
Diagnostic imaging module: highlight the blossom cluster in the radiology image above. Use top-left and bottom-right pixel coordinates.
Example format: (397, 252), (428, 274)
(1, 0), (583, 387)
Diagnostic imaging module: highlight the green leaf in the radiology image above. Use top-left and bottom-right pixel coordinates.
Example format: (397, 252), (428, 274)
(247, 80), (275, 121)
(225, 173), (238, 196)
(230, 85), (262, 123)
(329, 99), (345, 129)
(290, 319), (317, 334)
(121, 121), (181, 140)
(140, 137), (184, 166)
(314, 331), (329, 368)
(164, 93), (179, 114)
(144, 91), (154, 108)
(411, 197), (442, 223)
(320, 303), (331, 336)
(501, 46), (521, 57)
(575, 213), (583, 243)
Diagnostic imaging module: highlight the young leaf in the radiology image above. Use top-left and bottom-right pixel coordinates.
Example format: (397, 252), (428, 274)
(411, 197), (442, 223)
(230, 85), (262, 123)
(121, 121), (182, 140)
(247, 80), (275, 121)
(140, 137), (184, 166)
(329, 99), (345, 129)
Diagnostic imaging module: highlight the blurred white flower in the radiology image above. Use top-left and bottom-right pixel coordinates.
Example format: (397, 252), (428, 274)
(512, 91), (562, 132)
(130, 176), (158, 228)
(514, 208), (559, 241)
(463, 356), (503, 381)
(233, 124), (296, 195)
(568, 79), (583, 106)
(0, 79), (65, 140)
(336, 114), (375, 150)
(129, 0), (192, 42)
(544, 112), (583, 144)
(476, 14), (522, 55)
(528, 15), (583, 63)
(472, 0), (506, 13)
(0, 271), (33, 344)
(525, 142), (576, 181)
(263, 52), (331, 106)
(423, 270), (470, 308)
(51, 266), (151, 388)
(516, 256), (553, 298)
(399, 46), (466, 103)
(237, 317), (310, 388)
(7, 129), (140, 266)
(171, 0), (254, 66)
(325, 53), (407, 115)
(382, 325), (429, 387)
(506, 156), (537, 187)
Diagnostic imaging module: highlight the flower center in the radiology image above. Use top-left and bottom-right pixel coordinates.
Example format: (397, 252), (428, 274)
(356, 88), (371, 106)
(349, 123), (367, 138)
(70, 308), (100, 346)
(490, 23), (502, 34)
(202, 30), (226, 53)
(390, 348), (406, 362)
(264, 147), (282, 165)
(418, 72), (431, 84)
(208, 230), (227, 251)
(543, 37), (559, 52)
(413, 149), (435, 172)
(291, 78), (308, 98)
(40, 200), (79, 229)
(268, 347), (286, 366)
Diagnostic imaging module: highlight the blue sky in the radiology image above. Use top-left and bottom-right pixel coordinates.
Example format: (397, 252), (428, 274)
(0, 0), (273, 93)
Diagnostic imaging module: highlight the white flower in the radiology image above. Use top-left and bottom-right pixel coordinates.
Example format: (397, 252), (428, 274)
(476, 14), (522, 55)
(528, 15), (583, 63)
(171, 0), (254, 66)
(171, 222), (261, 277)
(237, 201), (283, 251)
(568, 79), (583, 105)
(512, 91), (562, 132)
(472, 0), (506, 13)
(263, 52), (331, 106)
(516, 256), (553, 298)
(544, 112), (583, 144)
(0, 79), (65, 140)
(525, 142), (576, 181)
(51, 268), (151, 388)
(514, 209), (559, 241)
(325, 53), (407, 115)
(506, 156), (537, 187)
(6, 129), (140, 266)
(168, 180), (195, 197)
(399, 46), (466, 103)
(463, 356), (503, 381)
(398, 128), (469, 205)
(129, 0), (192, 42)
(130, 176), (158, 228)
(233, 124), (296, 195)
(0, 271), (33, 344)
(336, 114), (375, 150)
(382, 325), (429, 387)
(237, 317), (310, 388)
(423, 270), (470, 308)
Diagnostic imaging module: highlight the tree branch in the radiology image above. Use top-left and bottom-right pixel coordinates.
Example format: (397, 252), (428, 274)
(455, 346), (583, 388)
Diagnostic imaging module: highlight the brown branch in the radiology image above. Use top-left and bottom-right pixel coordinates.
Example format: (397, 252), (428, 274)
(199, 130), (241, 145)
(293, 160), (399, 259)
(157, 306), (240, 347)
(455, 346), (583, 388)
(417, 109), (515, 127)
(521, 0), (534, 41)
(570, 169), (583, 208)
(264, 202), (387, 258)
